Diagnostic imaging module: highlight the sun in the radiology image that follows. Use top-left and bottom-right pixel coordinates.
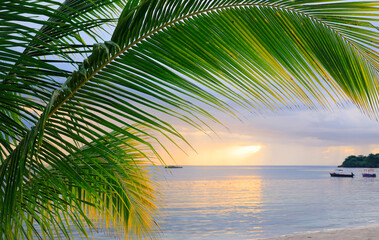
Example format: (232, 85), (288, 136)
(229, 145), (262, 158)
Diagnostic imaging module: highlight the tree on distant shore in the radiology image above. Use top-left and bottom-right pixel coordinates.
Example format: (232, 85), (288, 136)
(1, 0), (378, 239)
(340, 154), (379, 168)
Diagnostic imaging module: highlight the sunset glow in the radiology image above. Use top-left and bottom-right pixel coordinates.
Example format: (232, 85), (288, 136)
(229, 145), (262, 158)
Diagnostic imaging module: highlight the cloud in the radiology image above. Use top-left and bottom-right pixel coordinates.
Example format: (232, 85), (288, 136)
(157, 104), (379, 165)
(230, 106), (379, 147)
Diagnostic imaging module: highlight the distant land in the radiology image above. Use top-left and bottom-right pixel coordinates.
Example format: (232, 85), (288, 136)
(339, 153), (379, 168)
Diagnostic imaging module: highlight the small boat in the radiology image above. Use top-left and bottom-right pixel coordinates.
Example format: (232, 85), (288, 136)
(362, 169), (376, 178)
(330, 169), (354, 178)
(164, 165), (183, 169)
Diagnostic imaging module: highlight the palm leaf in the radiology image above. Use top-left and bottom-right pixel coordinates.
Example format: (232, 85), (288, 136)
(1, 0), (378, 239)
(0, 0), (139, 168)
(20, 126), (160, 239)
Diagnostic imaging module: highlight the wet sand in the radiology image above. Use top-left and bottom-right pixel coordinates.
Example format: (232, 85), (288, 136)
(262, 224), (379, 240)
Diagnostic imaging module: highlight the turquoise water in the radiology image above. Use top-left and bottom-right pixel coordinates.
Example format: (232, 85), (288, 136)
(157, 166), (379, 239)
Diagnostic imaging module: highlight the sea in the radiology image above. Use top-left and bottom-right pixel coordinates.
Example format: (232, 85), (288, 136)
(156, 166), (379, 240)
(61, 166), (379, 239)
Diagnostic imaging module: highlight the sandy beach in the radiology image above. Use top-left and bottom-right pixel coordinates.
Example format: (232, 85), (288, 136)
(262, 224), (379, 240)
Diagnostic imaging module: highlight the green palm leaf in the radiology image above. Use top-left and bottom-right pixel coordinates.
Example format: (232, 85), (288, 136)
(20, 125), (160, 239)
(0, 0), (138, 164)
(1, 0), (378, 239)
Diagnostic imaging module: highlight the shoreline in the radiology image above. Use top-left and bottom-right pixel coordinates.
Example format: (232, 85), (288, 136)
(261, 224), (379, 240)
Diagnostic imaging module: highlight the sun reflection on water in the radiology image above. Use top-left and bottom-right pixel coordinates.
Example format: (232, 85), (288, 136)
(160, 175), (264, 239)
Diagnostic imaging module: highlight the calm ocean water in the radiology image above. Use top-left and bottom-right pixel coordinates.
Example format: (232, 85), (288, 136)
(156, 166), (379, 239)
(62, 166), (379, 239)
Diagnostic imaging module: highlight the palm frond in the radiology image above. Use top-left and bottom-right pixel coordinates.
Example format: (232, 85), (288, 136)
(109, 0), (379, 114)
(0, 0), (139, 165)
(19, 126), (160, 239)
(1, 0), (378, 239)
(0, 90), (57, 238)
(26, 0), (140, 57)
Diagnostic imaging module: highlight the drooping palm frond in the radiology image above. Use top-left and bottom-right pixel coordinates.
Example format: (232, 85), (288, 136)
(1, 0), (378, 239)
(0, 0), (138, 161)
(109, 0), (379, 114)
(2, 1), (163, 239)
(20, 125), (160, 240)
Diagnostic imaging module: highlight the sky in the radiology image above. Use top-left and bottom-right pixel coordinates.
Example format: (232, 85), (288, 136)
(158, 104), (379, 166)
